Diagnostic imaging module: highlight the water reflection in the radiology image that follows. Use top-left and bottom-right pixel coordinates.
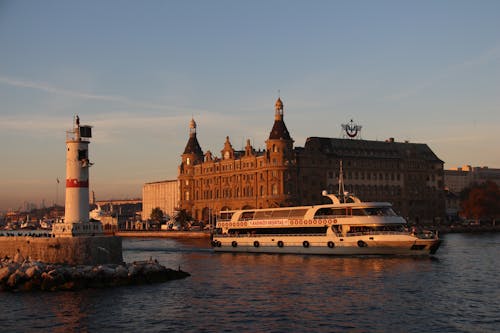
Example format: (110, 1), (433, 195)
(1, 234), (498, 333)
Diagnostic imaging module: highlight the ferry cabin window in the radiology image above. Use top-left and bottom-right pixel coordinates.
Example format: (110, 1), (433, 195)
(287, 209), (308, 218)
(254, 210), (275, 219)
(227, 227), (328, 235)
(363, 207), (397, 216)
(314, 208), (333, 218)
(314, 208), (347, 218)
(349, 207), (397, 216)
(253, 209), (308, 219)
(352, 209), (366, 216)
(239, 211), (255, 221)
(347, 224), (405, 234)
(219, 212), (234, 221)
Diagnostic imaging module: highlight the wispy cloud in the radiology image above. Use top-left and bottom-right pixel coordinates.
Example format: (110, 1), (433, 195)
(0, 75), (169, 110)
(384, 44), (500, 101)
(0, 110), (261, 146)
(0, 113), (186, 134)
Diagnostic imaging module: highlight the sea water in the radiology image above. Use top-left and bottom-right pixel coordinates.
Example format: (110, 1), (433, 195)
(1, 233), (499, 332)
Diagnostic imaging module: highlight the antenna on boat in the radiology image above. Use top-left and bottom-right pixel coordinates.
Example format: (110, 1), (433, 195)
(338, 160), (346, 203)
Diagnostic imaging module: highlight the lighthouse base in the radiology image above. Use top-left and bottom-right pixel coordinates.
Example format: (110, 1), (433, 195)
(52, 220), (104, 237)
(0, 236), (123, 265)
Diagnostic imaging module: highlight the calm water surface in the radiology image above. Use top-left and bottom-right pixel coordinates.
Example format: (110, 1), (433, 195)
(1, 233), (499, 332)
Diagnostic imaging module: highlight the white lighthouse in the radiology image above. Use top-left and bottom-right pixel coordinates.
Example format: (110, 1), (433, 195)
(53, 116), (103, 237)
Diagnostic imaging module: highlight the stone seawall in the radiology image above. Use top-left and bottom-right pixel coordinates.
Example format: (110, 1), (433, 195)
(0, 236), (123, 265)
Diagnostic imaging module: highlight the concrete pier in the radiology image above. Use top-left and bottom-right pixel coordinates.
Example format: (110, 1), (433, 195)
(0, 236), (122, 265)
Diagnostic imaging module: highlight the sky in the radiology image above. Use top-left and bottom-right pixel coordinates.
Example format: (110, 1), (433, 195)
(1, 1), (499, 211)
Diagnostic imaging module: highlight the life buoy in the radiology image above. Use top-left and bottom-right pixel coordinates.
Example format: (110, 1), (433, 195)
(357, 240), (368, 248)
(231, 241), (238, 247)
(253, 241), (260, 248)
(303, 240), (310, 248)
(327, 241), (335, 248)
(277, 240), (284, 248)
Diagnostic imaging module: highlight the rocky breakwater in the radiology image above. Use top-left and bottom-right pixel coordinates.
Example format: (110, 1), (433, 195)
(0, 253), (190, 292)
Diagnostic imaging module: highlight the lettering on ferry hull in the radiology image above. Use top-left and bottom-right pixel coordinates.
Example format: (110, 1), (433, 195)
(66, 178), (89, 188)
(221, 219), (341, 228)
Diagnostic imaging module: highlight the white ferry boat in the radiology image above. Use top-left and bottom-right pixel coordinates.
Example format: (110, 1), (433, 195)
(212, 191), (441, 256)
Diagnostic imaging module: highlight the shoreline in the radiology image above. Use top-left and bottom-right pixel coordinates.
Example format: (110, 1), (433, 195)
(3, 227), (498, 239)
(436, 225), (500, 234)
(113, 230), (211, 238)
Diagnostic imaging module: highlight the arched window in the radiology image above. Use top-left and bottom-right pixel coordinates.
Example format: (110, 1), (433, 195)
(272, 184), (278, 195)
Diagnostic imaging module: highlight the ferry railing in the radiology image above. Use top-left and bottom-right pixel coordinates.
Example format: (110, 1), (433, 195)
(345, 230), (438, 239)
(314, 215), (352, 219)
(345, 231), (409, 237)
(214, 230), (438, 239)
(215, 233), (329, 238)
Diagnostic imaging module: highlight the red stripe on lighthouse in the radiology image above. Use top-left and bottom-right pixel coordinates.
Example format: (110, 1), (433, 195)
(66, 178), (89, 188)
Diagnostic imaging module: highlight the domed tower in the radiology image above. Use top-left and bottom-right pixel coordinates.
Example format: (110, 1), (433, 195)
(179, 118), (204, 213)
(181, 118), (204, 168)
(266, 97), (294, 157)
(265, 97), (297, 206)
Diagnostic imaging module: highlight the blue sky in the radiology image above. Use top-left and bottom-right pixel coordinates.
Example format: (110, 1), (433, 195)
(1, 1), (499, 210)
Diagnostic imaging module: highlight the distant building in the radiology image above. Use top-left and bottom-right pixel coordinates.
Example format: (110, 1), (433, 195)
(142, 180), (179, 220)
(177, 98), (445, 223)
(94, 199), (142, 218)
(100, 215), (126, 233)
(444, 166), (500, 194)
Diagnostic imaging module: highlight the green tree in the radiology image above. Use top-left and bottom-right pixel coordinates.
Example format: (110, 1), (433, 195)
(174, 209), (193, 229)
(150, 207), (164, 223)
(460, 181), (500, 223)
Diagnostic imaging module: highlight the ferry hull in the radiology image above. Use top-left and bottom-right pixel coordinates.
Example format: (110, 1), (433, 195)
(212, 237), (441, 256)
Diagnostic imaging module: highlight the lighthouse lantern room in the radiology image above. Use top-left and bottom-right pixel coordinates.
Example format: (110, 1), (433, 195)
(52, 116), (103, 237)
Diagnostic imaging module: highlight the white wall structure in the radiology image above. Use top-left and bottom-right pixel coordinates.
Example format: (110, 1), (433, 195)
(142, 180), (179, 221)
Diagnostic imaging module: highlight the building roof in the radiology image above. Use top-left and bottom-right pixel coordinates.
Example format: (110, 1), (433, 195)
(269, 97), (292, 141)
(304, 137), (442, 162)
(183, 136), (203, 156)
(269, 120), (292, 141)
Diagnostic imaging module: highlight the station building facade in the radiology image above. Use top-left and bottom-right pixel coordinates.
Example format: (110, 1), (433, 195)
(178, 98), (445, 223)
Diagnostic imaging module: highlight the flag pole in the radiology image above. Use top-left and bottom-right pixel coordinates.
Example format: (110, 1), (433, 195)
(56, 178), (60, 207)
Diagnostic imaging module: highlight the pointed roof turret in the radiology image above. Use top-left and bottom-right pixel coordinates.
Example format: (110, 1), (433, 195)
(269, 97), (292, 140)
(183, 117), (203, 157)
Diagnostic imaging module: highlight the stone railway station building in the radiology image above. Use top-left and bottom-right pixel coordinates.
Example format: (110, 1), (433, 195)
(177, 98), (445, 224)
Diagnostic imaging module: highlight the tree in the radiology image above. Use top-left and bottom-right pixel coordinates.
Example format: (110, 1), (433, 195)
(460, 181), (500, 223)
(174, 209), (193, 229)
(150, 207), (164, 224)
